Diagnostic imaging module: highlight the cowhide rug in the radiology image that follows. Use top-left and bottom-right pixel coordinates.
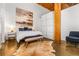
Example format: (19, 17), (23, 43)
(13, 41), (55, 56)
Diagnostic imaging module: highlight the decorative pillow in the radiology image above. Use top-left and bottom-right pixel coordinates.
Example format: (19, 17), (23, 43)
(24, 27), (32, 31)
(19, 27), (32, 31)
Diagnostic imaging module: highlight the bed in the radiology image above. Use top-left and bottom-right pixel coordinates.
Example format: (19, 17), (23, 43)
(17, 30), (43, 43)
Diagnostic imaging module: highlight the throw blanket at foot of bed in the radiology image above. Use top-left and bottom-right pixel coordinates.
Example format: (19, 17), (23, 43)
(13, 41), (55, 56)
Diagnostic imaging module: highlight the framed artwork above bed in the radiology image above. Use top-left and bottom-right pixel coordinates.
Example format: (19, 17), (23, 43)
(16, 8), (33, 30)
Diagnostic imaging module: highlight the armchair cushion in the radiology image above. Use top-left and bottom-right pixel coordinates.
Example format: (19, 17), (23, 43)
(66, 36), (79, 43)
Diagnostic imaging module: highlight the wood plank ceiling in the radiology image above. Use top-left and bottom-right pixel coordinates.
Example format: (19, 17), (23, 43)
(37, 3), (78, 11)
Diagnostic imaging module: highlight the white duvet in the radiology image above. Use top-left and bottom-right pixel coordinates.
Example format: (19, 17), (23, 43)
(17, 31), (42, 43)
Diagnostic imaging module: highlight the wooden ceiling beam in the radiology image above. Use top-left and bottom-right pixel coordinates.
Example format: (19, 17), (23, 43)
(37, 3), (78, 11)
(37, 3), (54, 11)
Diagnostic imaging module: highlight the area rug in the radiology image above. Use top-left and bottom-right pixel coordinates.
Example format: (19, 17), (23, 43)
(13, 41), (55, 56)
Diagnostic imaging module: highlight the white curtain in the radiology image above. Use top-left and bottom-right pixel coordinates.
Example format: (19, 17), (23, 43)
(0, 16), (1, 44)
(0, 7), (5, 43)
(40, 12), (54, 40)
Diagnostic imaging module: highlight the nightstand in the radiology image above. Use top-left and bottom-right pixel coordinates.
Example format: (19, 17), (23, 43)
(7, 32), (16, 40)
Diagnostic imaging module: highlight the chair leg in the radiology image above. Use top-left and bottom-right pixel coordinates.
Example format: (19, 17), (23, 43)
(66, 41), (69, 47)
(39, 38), (42, 43)
(74, 43), (78, 48)
(17, 42), (20, 49)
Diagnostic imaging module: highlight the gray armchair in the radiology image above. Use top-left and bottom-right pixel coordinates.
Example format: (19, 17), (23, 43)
(66, 31), (79, 47)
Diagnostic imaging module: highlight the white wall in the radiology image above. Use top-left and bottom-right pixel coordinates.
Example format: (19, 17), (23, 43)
(4, 3), (50, 32)
(2, 3), (50, 33)
(61, 4), (79, 40)
(15, 3), (50, 30)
